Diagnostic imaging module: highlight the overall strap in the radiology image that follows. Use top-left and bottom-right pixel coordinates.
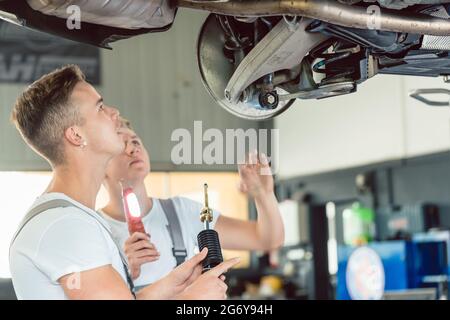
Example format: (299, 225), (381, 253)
(159, 198), (188, 266)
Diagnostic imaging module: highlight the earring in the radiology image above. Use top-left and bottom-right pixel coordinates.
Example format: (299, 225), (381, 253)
(80, 140), (87, 149)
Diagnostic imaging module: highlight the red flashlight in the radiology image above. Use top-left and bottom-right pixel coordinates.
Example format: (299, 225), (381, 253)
(122, 187), (146, 235)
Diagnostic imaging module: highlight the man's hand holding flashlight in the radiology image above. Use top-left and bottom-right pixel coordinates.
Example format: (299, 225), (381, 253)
(124, 232), (160, 280)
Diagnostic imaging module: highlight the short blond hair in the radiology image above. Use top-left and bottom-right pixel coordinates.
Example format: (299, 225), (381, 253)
(11, 65), (86, 167)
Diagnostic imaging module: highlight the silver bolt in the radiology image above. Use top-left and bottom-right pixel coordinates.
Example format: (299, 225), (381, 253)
(267, 94), (276, 104)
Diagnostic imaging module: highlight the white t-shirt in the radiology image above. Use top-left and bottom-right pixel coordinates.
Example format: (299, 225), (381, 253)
(9, 193), (127, 300)
(99, 196), (220, 287)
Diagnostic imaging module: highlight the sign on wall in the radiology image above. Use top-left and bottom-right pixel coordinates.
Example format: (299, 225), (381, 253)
(0, 21), (100, 84)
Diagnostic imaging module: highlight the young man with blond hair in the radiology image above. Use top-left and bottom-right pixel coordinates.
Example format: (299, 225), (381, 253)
(9, 65), (238, 300)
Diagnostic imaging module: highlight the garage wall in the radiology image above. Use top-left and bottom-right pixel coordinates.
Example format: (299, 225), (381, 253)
(0, 9), (256, 171)
(275, 74), (450, 178)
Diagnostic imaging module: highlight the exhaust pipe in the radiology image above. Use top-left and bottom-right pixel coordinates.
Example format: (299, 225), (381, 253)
(177, 0), (450, 36)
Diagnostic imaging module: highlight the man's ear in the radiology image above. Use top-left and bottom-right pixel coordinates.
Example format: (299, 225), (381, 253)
(65, 126), (84, 147)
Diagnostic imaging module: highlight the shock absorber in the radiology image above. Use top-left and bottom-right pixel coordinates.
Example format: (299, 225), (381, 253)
(197, 183), (223, 273)
(310, 39), (359, 85)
